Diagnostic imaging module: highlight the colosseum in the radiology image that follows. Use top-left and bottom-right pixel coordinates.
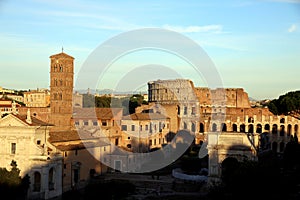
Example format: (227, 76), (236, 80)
(142, 79), (300, 155)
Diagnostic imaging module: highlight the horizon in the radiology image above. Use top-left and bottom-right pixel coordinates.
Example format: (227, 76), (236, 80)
(1, 0), (300, 100)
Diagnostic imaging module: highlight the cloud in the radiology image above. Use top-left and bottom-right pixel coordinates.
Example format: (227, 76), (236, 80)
(162, 24), (223, 33)
(288, 24), (297, 33)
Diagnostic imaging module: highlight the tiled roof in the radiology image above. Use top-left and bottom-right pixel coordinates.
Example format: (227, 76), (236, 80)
(55, 140), (110, 151)
(122, 113), (169, 120)
(73, 107), (123, 120)
(12, 114), (53, 126)
(48, 129), (95, 143)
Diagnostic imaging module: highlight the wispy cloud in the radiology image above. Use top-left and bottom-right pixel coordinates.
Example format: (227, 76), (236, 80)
(162, 24), (223, 33)
(288, 24), (297, 33)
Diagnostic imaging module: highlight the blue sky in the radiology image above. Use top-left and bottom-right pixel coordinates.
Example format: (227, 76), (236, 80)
(0, 0), (299, 100)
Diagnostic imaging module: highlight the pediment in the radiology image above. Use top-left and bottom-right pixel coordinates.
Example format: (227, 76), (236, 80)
(0, 115), (28, 127)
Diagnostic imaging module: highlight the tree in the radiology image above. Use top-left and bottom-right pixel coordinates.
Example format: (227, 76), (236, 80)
(0, 160), (30, 199)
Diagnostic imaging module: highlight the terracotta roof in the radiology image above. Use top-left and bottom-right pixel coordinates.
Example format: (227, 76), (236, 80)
(12, 114), (53, 126)
(73, 107), (123, 120)
(55, 140), (110, 151)
(48, 129), (95, 143)
(122, 113), (169, 120)
(49, 52), (74, 59)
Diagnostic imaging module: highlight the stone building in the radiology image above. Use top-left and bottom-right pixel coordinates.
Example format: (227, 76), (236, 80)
(146, 79), (300, 152)
(121, 112), (170, 151)
(0, 110), (63, 199)
(24, 89), (50, 107)
(49, 52), (74, 131)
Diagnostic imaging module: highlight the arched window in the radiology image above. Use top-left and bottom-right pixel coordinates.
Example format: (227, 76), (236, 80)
(280, 118), (285, 124)
(33, 172), (41, 192)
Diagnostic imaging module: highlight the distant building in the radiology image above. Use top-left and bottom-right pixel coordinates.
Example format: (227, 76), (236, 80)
(121, 112), (170, 151)
(24, 88), (50, 107)
(0, 98), (21, 116)
(73, 91), (83, 108)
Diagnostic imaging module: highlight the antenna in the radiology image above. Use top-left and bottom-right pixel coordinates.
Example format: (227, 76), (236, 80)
(62, 46), (64, 53)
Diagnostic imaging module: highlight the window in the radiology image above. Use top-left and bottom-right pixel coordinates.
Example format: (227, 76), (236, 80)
(37, 140), (41, 145)
(184, 106), (187, 115)
(11, 143), (16, 154)
(102, 121), (107, 126)
(75, 121), (79, 126)
(131, 125), (135, 131)
(145, 125), (149, 131)
(48, 168), (54, 191)
(191, 107), (196, 115)
(93, 121), (98, 126)
(122, 125), (127, 131)
(75, 149), (78, 156)
(84, 121), (88, 126)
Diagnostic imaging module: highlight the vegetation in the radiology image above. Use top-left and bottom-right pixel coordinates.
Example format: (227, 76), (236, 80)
(0, 160), (30, 199)
(267, 90), (300, 116)
(82, 93), (148, 115)
(206, 140), (300, 200)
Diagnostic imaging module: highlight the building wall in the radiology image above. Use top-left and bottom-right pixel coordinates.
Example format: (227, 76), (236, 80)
(24, 89), (50, 107)
(0, 114), (63, 199)
(49, 52), (74, 130)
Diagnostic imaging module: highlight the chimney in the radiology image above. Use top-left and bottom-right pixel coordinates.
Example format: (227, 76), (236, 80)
(26, 109), (32, 124)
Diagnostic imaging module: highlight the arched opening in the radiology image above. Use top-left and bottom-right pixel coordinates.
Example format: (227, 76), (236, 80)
(221, 157), (239, 184)
(232, 124), (237, 132)
(212, 123), (217, 132)
(280, 118), (285, 124)
(272, 124), (278, 134)
(240, 124), (245, 133)
(221, 123), (227, 132)
(260, 132), (270, 150)
(248, 117), (254, 123)
(280, 125), (285, 136)
(200, 123), (204, 133)
(264, 124), (270, 131)
(295, 124), (298, 135)
(256, 124), (262, 133)
(287, 124), (292, 136)
(33, 171), (41, 192)
(248, 124), (254, 133)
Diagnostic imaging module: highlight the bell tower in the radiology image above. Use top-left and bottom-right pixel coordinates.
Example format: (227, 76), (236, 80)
(49, 50), (74, 130)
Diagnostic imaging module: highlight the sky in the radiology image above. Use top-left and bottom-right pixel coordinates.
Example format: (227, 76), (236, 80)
(0, 0), (300, 100)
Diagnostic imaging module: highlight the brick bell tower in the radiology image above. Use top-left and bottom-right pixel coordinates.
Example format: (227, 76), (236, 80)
(49, 50), (74, 131)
